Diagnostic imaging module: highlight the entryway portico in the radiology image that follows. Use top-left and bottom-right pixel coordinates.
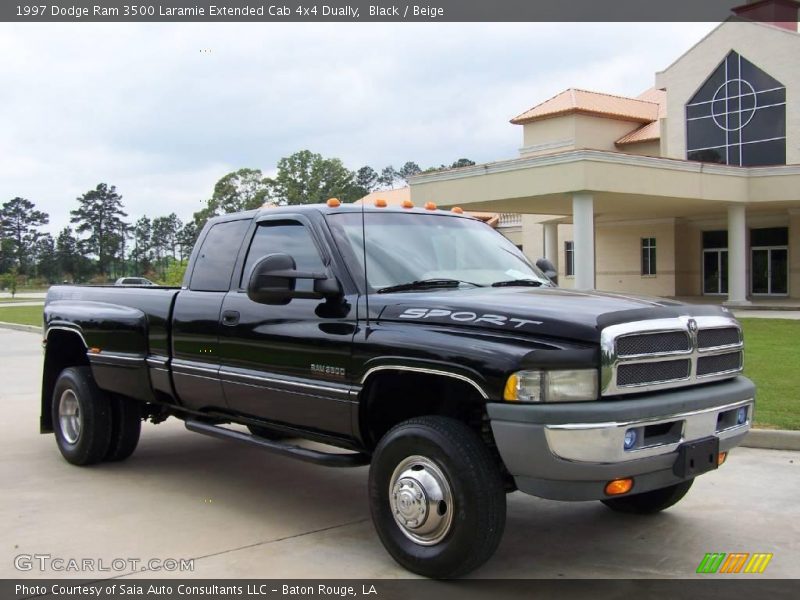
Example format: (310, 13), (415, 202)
(409, 149), (800, 304)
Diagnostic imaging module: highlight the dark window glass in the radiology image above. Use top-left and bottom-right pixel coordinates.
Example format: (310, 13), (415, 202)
(641, 238), (657, 276)
(189, 220), (250, 292)
(751, 227), (788, 247)
(241, 221), (325, 292)
(565, 241), (575, 277)
(686, 51), (785, 166)
(702, 230), (728, 249)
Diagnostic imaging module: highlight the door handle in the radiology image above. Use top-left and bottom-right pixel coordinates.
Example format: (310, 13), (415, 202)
(221, 310), (240, 326)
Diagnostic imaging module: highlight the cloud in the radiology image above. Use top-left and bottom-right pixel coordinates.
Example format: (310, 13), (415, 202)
(0, 21), (717, 232)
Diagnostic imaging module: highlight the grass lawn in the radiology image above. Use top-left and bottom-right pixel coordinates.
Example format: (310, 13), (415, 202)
(739, 318), (800, 430)
(0, 305), (43, 327)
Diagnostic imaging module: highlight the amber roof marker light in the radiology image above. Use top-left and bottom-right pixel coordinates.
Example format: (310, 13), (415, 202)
(326, 197), (341, 208)
(451, 206), (464, 214)
(374, 198), (388, 208)
(424, 201), (437, 210)
(402, 199), (414, 209)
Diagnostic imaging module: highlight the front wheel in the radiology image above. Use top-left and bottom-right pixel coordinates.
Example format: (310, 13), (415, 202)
(368, 416), (506, 578)
(601, 479), (694, 515)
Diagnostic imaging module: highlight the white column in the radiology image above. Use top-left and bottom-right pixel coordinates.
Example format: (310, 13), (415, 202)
(725, 204), (750, 306)
(572, 193), (595, 289)
(543, 222), (559, 270)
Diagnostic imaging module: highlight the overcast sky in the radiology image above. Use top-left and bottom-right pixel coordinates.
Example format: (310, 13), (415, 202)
(0, 22), (717, 233)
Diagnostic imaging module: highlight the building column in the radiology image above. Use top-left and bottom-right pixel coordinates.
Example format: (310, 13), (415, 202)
(572, 193), (595, 289)
(543, 222), (559, 270)
(725, 204), (750, 306)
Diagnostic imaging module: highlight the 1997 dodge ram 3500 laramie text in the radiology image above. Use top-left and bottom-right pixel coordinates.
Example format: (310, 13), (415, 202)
(41, 202), (754, 577)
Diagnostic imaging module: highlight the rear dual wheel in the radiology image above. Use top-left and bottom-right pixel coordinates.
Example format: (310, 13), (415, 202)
(52, 367), (141, 466)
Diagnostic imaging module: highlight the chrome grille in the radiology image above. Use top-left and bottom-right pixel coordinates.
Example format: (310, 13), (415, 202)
(616, 331), (690, 356)
(617, 359), (691, 386)
(697, 351), (742, 376)
(697, 327), (741, 349)
(600, 315), (743, 396)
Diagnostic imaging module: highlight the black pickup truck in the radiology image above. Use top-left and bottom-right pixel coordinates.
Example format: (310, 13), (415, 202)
(41, 202), (754, 577)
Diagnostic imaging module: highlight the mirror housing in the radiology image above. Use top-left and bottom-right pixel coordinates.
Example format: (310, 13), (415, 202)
(247, 253), (341, 305)
(535, 257), (558, 285)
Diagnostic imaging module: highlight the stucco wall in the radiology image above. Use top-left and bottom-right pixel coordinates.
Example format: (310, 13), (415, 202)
(790, 212), (800, 298)
(675, 219), (703, 296)
(573, 114), (643, 153)
(521, 117), (576, 156)
(656, 19), (800, 164)
(619, 140), (662, 157)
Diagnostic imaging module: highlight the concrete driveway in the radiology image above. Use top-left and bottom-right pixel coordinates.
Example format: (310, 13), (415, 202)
(1, 328), (797, 579)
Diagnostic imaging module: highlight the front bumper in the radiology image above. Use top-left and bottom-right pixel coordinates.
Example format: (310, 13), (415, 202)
(487, 376), (755, 501)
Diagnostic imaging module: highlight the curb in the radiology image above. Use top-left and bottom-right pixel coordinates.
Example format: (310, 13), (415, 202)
(0, 322), (41, 334)
(741, 428), (800, 451)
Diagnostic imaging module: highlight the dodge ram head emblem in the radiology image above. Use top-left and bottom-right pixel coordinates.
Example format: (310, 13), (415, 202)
(688, 318), (698, 333)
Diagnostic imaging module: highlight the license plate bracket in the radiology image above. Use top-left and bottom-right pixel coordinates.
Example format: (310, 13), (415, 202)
(673, 436), (719, 478)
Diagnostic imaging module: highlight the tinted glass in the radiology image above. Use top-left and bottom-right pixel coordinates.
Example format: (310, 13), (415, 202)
(189, 219), (250, 292)
(702, 230), (728, 249)
(686, 51), (785, 166)
(242, 221), (325, 293)
(751, 227), (788, 247)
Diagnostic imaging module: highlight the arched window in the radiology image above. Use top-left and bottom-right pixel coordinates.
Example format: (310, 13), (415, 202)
(686, 51), (785, 166)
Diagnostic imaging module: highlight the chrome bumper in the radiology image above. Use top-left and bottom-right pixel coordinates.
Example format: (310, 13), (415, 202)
(544, 398), (753, 463)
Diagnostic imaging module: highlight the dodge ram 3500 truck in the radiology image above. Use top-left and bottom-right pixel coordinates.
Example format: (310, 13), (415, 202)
(41, 202), (754, 577)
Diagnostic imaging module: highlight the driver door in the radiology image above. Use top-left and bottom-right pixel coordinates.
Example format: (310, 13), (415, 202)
(218, 215), (357, 437)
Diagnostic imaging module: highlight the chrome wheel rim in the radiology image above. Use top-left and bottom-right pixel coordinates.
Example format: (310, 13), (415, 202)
(58, 389), (81, 445)
(389, 455), (454, 546)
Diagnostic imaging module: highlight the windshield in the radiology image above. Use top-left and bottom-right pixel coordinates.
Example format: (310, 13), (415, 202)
(327, 211), (550, 291)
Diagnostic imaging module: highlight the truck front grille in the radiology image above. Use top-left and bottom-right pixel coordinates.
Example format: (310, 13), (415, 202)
(600, 316), (743, 396)
(617, 359), (691, 386)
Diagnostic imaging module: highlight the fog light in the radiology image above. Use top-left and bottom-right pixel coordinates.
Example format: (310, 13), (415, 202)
(718, 451), (728, 466)
(623, 428), (638, 450)
(605, 478), (634, 496)
(737, 407), (747, 425)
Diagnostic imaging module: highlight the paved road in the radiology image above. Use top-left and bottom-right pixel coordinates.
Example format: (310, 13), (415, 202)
(1, 328), (797, 580)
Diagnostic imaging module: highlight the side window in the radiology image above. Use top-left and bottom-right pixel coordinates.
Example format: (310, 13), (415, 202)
(242, 221), (325, 293)
(564, 241), (575, 277)
(189, 220), (250, 292)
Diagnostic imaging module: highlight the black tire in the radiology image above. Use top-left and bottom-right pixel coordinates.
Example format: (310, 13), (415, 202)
(247, 425), (290, 440)
(601, 479), (694, 515)
(368, 416), (506, 578)
(51, 367), (112, 466)
(105, 394), (142, 462)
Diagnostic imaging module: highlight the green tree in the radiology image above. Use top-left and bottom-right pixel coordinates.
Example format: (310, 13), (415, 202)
(0, 197), (50, 275)
(177, 222), (198, 261)
(131, 216), (153, 275)
(398, 161), (422, 184)
(70, 183), (128, 279)
(377, 166), (399, 189)
(354, 166), (379, 196)
(34, 233), (59, 283)
(193, 168), (271, 230)
(55, 227), (82, 282)
(269, 150), (358, 205)
(450, 158), (476, 169)
(152, 213), (182, 278)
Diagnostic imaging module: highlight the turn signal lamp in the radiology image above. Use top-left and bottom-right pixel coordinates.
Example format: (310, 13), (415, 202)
(89, 347), (101, 354)
(424, 201), (437, 210)
(718, 451), (728, 466)
(374, 198), (387, 208)
(401, 199), (414, 209)
(326, 197), (341, 208)
(451, 206), (464, 214)
(605, 478), (633, 496)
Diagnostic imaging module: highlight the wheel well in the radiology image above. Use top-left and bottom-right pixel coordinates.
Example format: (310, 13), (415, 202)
(359, 370), (488, 451)
(41, 330), (89, 433)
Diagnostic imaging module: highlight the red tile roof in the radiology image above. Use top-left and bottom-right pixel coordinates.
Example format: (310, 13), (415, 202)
(510, 88), (660, 125)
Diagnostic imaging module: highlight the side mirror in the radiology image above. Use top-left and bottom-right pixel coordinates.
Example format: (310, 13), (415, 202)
(247, 253), (341, 305)
(535, 257), (558, 285)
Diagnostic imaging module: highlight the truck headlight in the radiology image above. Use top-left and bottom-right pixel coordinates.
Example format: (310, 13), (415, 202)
(503, 369), (598, 402)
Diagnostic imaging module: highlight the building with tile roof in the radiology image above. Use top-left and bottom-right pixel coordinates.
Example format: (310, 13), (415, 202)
(409, 1), (800, 304)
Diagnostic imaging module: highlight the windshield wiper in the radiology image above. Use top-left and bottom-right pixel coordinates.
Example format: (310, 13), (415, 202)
(376, 278), (484, 294)
(491, 279), (546, 288)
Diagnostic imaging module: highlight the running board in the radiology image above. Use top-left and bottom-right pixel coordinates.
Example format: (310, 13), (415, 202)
(185, 418), (370, 468)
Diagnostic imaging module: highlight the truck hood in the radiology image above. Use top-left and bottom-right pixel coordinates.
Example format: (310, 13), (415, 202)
(374, 287), (733, 343)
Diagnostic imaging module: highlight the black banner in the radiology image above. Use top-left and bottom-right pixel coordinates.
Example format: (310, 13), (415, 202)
(5, 579), (800, 600)
(3, 0), (756, 23)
